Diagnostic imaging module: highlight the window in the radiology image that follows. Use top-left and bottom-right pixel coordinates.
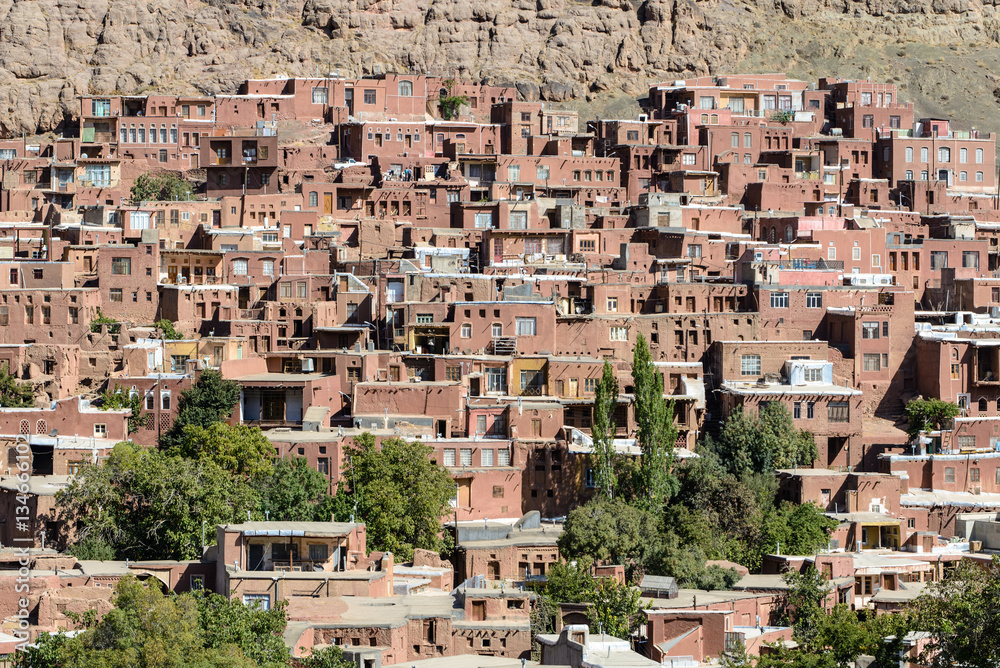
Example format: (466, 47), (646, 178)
(515, 317), (536, 336)
(311, 86), (328, 104)
(938, 147), (951, 162)
(443, 449), (456, 466)
(770, 292), (789, 308)
(863, 353), (882, 372)
(971, 467), (982, 483)
(977, 171), (984, 182)
(398, 80), (413, 96)
(963, 251), (980, 269)
(486, 367), (507, 394)
(609, 326), (628, 342)
(744, 133), (752, 148)
(806, 292), (822, 308)
(482, 449), (494, 466)
(853, 247), (862, 261)
(921, 147), (929, 162)
(960, 147), (968, 163)
(930, 251), (949, 270)
(363, 89), (376, 104)
(446, 366), (461, 381)
(111, 257), (131, 275)
(507, 164), (521, 182)
(741, 354), (761, 376)
(862, 322), (880, 339)
(607, 297), (618, 312)
(731, 132), (740, 148)
(682, 153), (696, 165)
(906, 170), (913, 179)
(537, 165), (550, 180)
(951, 363), (960, 380)
(416, 313), (434, 324)
(460, 323), (471, 338)
(243, 594), (270, 611)
(109, 288), (122, 302)
(309, 191), (318, 208)
(474, 212), (494, 229)
(828, 401), (850, 423)
(794, 402), (801, 419)
(905, 147), (913, 162)
(944, 467), (955, 483)
(497, 449), (510, 466)
(687, 244), (702, 259)
(976, 148), (985, 163)
(460, 448), (473, 466)
(94, 423), (108, 438)
(232, 259), (248, 275)
(262, 260), (274, 276)
(863, 114), (874, 128)
(960, 171), (968, 181)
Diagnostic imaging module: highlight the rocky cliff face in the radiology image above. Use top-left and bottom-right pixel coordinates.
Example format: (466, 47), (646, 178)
(2, 0), (1000, 137)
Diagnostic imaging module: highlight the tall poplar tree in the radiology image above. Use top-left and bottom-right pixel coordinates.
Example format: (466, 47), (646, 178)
(631, 333), (678, 508)
(591, 359), (619, 499)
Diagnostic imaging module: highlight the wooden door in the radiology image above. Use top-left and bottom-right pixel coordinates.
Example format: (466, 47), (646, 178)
(323, 193), (333, 214)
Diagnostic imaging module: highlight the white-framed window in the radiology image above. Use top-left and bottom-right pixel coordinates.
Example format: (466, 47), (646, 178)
(262, 260), (274, 276)
(872, 254), (881, 268)
(443, 449), (456, 466)
(508, 164), (521, 182)
(161, 391), (172, 410)
(474, 212), (494, 229)
(131, 211), (151, 229)
(515, 317), (536, 336)
(920, 147), (929, 162)
(609, 326), (628, 342)
(460, 448), (473, 466)
(853, 247), (862, 261)
(482, 449), (494, 466)
(806, 292), (822, 308)
(232, 259), (248, 275)
(938, 147), (951, 162)
(491, 323), (503, 337)
(682, 154), (696, 165)
(509, 211), (527, 229)
(741, 354), (761, 376)
(960, 148), (968, 163)
(242, 594), (270, 610)
(497, 448), (510, 466)
(607, 297), (618, 312)
(976, 148), (985, 163)
(977, 172), (984, 182)
(804, 367), (823, 382)
(460, 323), (472, 338)
(905, 147), (913, 162)
(94, 423), (108, 438)
(311, 86), (328, 104)
(770, 292), (789, 308)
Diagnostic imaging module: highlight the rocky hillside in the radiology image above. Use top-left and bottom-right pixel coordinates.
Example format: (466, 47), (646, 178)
(2, 0), (1000, 137)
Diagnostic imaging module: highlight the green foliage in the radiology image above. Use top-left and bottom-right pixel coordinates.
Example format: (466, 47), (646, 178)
(156, 318), (184, 340)
(591, 359), (619, 499)
(16, 577), (289, 668)
(67, 535), (116, 561)
(543, 560), (599, 603)
(631, 333), (678, 508)
(130, 172), (193, 204)
(0, 366), (34, 408)
(99, 383), (151, 433)
(257, 457), (336, 522)
(332, 433), (455, 560)
(169, 422), (275, 483)
(770, 110), (795, 123)
(296, 646), (353, 668)
(912, 554), (1000, 668)
(713, 404), (818, 476)
(159, 370), (242, 451)
(905, 397), (961, 440)
(642, 530), (740, 590)
(783, 565), (830, 646)
(588, 576), (644, 639)
(89, 308), (121, 334)
(195, 590), (290, 666)
(437, 79), (468, 121)
(56, 442), (259, 560)
(759, 501), (839, 563)
(559, 496), (657, 565)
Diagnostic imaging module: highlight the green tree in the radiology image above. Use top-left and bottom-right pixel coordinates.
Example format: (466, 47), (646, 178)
(437, 79), (468, 120)
(558, 496), (658, 565)
(631, 333), (678, 508)
(0, 366), (34, 407)
(297, 646), (353, 668)
(155, 318), (184, 340)
(759, 501), (838, 564)
(783, 565), (830, 647)
(195, 590), (290, 666)
(169, 422), (275, 483)
(642, 530), (740, 590)
(130, 172), (193, 203)
(56, 442), (259, 560)
(159, 369), (242, 451)
(905, 397), (961, 441)
(99, 383), (151, 433)
(67, 535), (116, 561)
(591, 359), (620, 499)
(588, 576), (643, 639)
(332, 433), (455, 560)
(714, 404), (817, 476)
(912, 554), (1000, 668)
(258, 457), (335, 522)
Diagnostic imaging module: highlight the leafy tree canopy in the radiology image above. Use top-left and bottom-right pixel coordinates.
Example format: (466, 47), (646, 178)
(712, 403), (817, 476)
(56, 442), (259, 560)
(155, 318), (184, 340)
(904, 398), (961, 440)
(169, 422), (274, 484)
(130, 172), (193, 204)
(332, 433), (455, 561)
(558, 496), (658, 565)
(257, 456), (336, 522)
(159, 370), (242, 451)
(631, 333), (679, 507)
(0, 366), (34, 408)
